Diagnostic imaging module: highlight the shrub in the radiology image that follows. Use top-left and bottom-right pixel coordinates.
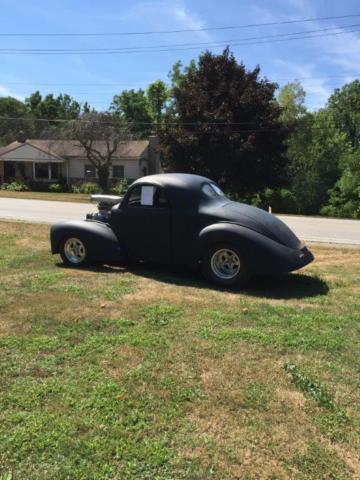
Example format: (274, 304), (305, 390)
(2, 181), (29, 192)
(48, 183), (62, 193)
(110, 178), (128, 195)
(73, 182), (100, 194)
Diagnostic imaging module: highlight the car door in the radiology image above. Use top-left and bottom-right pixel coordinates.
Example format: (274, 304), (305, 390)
(111, 183), (171, 262)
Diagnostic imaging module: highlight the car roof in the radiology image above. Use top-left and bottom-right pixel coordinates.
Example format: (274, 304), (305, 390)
(131, 173), (214, 209)
(132, 173), (212, 189)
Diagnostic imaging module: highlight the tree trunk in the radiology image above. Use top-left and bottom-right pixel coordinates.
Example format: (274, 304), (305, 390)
(97, 164), (110, 192)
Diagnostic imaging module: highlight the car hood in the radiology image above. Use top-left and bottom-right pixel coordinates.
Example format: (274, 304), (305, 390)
(208, 201), (301, 249)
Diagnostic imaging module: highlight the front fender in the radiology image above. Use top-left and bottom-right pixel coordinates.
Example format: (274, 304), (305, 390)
(50, 220), (124, 262)
(198, 222), (313, 274)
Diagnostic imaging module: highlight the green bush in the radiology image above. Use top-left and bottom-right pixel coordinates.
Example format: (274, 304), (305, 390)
(1, 181), (29, 192)
(110, 178), (128, 195)
(73, 182), (100, 194)
(226, 188), (297, 213)
(48, 183), (62, 192)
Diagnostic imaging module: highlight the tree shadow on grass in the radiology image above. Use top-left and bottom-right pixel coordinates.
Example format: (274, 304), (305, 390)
(56, 261), (329, 300)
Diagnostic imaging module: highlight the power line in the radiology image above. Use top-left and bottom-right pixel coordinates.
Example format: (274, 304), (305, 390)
(2, 23), (359, 53)
(1, 26), (360, 55)
(0, 73), (359, 89)
(0, 13), (359, 36)
(0, 115), (346, 130)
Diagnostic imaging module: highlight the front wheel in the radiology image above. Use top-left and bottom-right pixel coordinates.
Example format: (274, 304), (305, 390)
(201, 244), (249, 287)
(60, 236), (89, 267)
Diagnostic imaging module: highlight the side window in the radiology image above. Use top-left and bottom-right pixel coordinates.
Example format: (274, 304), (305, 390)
(127, 185), (169, 208)
(85, 164), (96, 178)
(154, 188), (168, 208)
(127, 186), (142, 207)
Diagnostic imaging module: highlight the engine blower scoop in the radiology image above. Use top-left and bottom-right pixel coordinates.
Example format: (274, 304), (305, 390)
(87, 194), (123, 222)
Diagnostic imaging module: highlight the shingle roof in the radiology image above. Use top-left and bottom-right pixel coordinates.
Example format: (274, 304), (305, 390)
(0, 139), (149, 159)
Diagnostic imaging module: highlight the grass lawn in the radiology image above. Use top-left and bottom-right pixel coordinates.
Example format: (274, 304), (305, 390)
(0, 221), (359, 480)
(0, 191), (90, 203)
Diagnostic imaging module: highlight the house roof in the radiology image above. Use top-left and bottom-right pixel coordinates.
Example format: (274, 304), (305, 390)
(0, 139), (149, 159)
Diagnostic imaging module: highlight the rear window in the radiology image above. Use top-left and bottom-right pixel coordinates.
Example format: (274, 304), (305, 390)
(202, 183), (225, 197)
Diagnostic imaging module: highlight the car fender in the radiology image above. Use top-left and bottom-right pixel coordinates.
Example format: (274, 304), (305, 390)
(198, 222), (311, 274)
(50, 220), (124, 262)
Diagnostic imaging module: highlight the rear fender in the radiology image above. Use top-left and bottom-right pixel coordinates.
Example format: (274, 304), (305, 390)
(50, 220), (125, 262)
(198, 222), (310, 275)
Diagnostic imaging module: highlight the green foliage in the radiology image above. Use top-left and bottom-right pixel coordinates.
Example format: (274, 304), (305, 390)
(321, 149), (360, 218)
(286, 109), (350, 213)
(110, 178), (128, 195)
(72, 182), (99, 194)
(284, 363), (336, 409)
(0, 96), (33, 145)
(161, 48), (288, 195)
(278, 80), (307, 123)
(110, 89), (153, 137)
(147, 80), (169, 124)
(142, 303), (182, 326)
(1, 181), (29, 192)
(48, 183), (62, 192)
(292, 443), (350, 479)
(328, 80), (360, 148)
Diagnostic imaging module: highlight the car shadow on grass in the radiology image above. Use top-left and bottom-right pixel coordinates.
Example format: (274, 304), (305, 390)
(125, 263), (329, 300)
(56, 262), (329, 300)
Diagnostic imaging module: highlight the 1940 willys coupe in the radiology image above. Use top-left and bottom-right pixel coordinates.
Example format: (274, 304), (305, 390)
(50, 173), (314, 286)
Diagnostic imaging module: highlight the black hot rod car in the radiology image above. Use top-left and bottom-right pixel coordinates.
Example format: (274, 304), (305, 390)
(50, 173), (314, 286)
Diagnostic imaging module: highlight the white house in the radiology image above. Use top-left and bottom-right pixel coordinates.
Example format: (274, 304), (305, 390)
(0, 136), (161, 184)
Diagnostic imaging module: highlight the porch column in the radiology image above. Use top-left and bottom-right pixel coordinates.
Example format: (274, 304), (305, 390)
(32, 162), (36, 180)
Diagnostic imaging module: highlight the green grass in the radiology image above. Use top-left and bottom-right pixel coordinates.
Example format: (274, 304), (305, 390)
(0, 221), (359, 479)
(0, 190), (90, 203)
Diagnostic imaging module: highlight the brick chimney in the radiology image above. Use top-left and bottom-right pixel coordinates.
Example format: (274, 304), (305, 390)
(17, 131), (27, 143)
(148, 135), (161, 174)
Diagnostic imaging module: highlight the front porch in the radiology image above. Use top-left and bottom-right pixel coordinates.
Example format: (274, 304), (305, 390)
(0, 159), (67, 184)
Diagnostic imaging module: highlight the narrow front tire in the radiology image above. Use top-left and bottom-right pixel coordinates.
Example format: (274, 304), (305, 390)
(60, 236), (89, 267)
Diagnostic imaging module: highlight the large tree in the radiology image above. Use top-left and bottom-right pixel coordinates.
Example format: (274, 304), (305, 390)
(110, 89), (153, 137)
(287, 109), (350, 213)
(25, 91), (83, 137)
(160, 49), (288, 195)
(327, 80), (360, 148)
(0, 97), (33, 145)
(147, 80), (169, 124)
(62, 112), (131, 191)
(278, 80), (307, 124)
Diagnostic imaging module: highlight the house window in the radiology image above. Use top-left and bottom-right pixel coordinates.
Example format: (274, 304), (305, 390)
(113, 165), (124, 178)
(84, 164), (96, 178)
(34, 163), (60, 180)
(35, 163), (49, 179)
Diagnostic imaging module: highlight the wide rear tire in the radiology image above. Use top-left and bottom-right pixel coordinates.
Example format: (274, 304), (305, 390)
(201, 244), (249, 287)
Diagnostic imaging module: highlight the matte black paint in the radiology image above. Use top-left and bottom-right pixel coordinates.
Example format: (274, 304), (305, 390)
(50, 173), (314, 274)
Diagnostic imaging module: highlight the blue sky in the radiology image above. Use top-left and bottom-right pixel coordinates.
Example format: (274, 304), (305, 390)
(1, 0), (360, 111)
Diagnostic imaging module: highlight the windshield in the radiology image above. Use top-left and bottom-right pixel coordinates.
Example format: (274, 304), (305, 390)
(202, 183), (225, 198)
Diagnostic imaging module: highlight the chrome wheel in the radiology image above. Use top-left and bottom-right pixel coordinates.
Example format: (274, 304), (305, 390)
(63, 237), (86, 264)
(210, 248), (240, 280)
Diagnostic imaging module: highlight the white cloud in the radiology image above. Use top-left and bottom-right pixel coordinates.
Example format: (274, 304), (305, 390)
(98, 1), (213, 41)
(0, 85), (24, 101)
(273, 59), (332, 110)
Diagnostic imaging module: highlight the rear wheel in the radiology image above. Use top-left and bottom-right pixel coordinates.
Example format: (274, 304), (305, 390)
(60, 236), (89, 267)
(201, 244), (249, 287)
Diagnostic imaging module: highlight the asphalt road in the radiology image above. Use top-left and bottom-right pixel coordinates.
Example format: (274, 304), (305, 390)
(0, 197), (359, 245)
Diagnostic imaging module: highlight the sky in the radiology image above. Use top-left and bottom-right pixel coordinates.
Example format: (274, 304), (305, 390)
(1, 0), (360, 111)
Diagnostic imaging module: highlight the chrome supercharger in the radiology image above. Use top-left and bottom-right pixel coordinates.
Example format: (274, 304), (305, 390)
(86, 194), (122, 222)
